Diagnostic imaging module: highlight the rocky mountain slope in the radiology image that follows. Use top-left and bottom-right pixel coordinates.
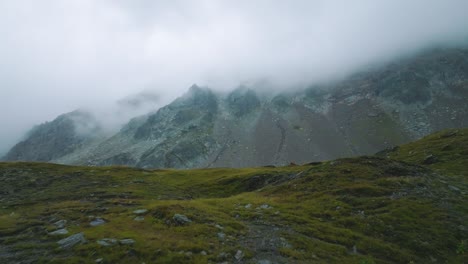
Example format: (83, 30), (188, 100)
(4, 47), (468, 168)
(2, 110), (105, 162)
(0, 128), (466, 263)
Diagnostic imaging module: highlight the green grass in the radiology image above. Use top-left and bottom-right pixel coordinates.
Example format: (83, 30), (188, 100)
(0, 128), (467, 263)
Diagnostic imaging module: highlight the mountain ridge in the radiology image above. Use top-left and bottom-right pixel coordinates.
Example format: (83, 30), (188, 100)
(4, 47), (468, 168)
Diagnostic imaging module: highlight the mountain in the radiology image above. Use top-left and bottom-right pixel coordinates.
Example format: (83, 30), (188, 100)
(4, 47), (468, 168)
(0, 128), (466, 263)
(2, 110), (105, 162)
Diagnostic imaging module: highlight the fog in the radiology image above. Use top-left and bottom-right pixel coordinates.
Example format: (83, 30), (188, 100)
(1, 0), (468, 155)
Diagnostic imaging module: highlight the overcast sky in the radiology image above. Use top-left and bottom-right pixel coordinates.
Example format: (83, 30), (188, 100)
(1, 0), (468, 155)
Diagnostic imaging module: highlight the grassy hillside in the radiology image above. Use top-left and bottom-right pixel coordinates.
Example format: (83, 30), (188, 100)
(0, 129), (467, 263)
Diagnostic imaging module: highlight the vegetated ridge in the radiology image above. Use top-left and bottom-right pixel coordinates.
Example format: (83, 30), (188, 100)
(0, 128), (466, 263)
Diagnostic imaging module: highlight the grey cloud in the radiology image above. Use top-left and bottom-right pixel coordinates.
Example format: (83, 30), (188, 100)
(1, 0), (468, 155)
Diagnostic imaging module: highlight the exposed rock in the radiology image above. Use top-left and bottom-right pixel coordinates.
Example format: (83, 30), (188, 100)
(95, 258), (103, 263)
(234, 250), (244, 260)
(90, 218), (106, 227)
(53, 220), (67, 229)
(244, 204), (252, 209)
(134, 216), (145, 221)
(49, 228), (69, 236)
(257, 260), (272, 264)
(217, 232), (226, 241)
(97, 238), (118, 247)
(133, 209), (148, 215)
(258, 204), (272, 209)
(119, 239), (135, 245)
(352, 245), (358, 254)
(57, 232), (86, 249)
(173, 214), (192, 225)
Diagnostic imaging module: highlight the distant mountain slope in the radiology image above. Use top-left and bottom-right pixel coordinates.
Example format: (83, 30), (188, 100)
(0, 128), (466, 263)
(2, 110), (104, 162)
(4, 47), (468, 168)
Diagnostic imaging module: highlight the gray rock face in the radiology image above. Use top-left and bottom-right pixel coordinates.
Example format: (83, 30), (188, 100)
(5, 48), (468, 168)
(57, 233), (86, 249)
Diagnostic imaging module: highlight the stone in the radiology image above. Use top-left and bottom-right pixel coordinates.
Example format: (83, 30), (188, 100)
(217, 232), (226, 241)
(133, 209), (148, 215)
(352, 245), (358, 254)
(173, 214), (192, 225)
(97, 238), (117, 247)
(90, 218), (106, 227)
(53, 220), (67, 229)
(258, 260), (272, 264)
(134, 216), (145, 221)
(57, 233), (86, 249)
(234, 250), (244, 260)
(244, 204), (252, 209)
(258, 204), (272, 209)
(215, 224), (224, 230)
(119, 239), (135, 245)
(49, 228), (69, 236)
(95, 258), (103, 263)
(448, 185), (461, 192)
(200, 250), (207, 255)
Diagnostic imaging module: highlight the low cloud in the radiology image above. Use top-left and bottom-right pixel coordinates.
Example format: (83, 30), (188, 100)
(1, 0), (468, 155)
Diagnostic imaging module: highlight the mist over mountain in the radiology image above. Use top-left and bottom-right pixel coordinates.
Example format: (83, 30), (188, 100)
(4, 47), (468, 168)
(1, 0), (468, 155)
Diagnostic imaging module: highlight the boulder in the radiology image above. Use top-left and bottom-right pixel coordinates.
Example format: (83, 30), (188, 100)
(173, 214), (192, 225)
(57, 233), (86, 249)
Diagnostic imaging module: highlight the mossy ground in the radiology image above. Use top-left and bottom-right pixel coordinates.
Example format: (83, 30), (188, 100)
(0, 129), (467, 263)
